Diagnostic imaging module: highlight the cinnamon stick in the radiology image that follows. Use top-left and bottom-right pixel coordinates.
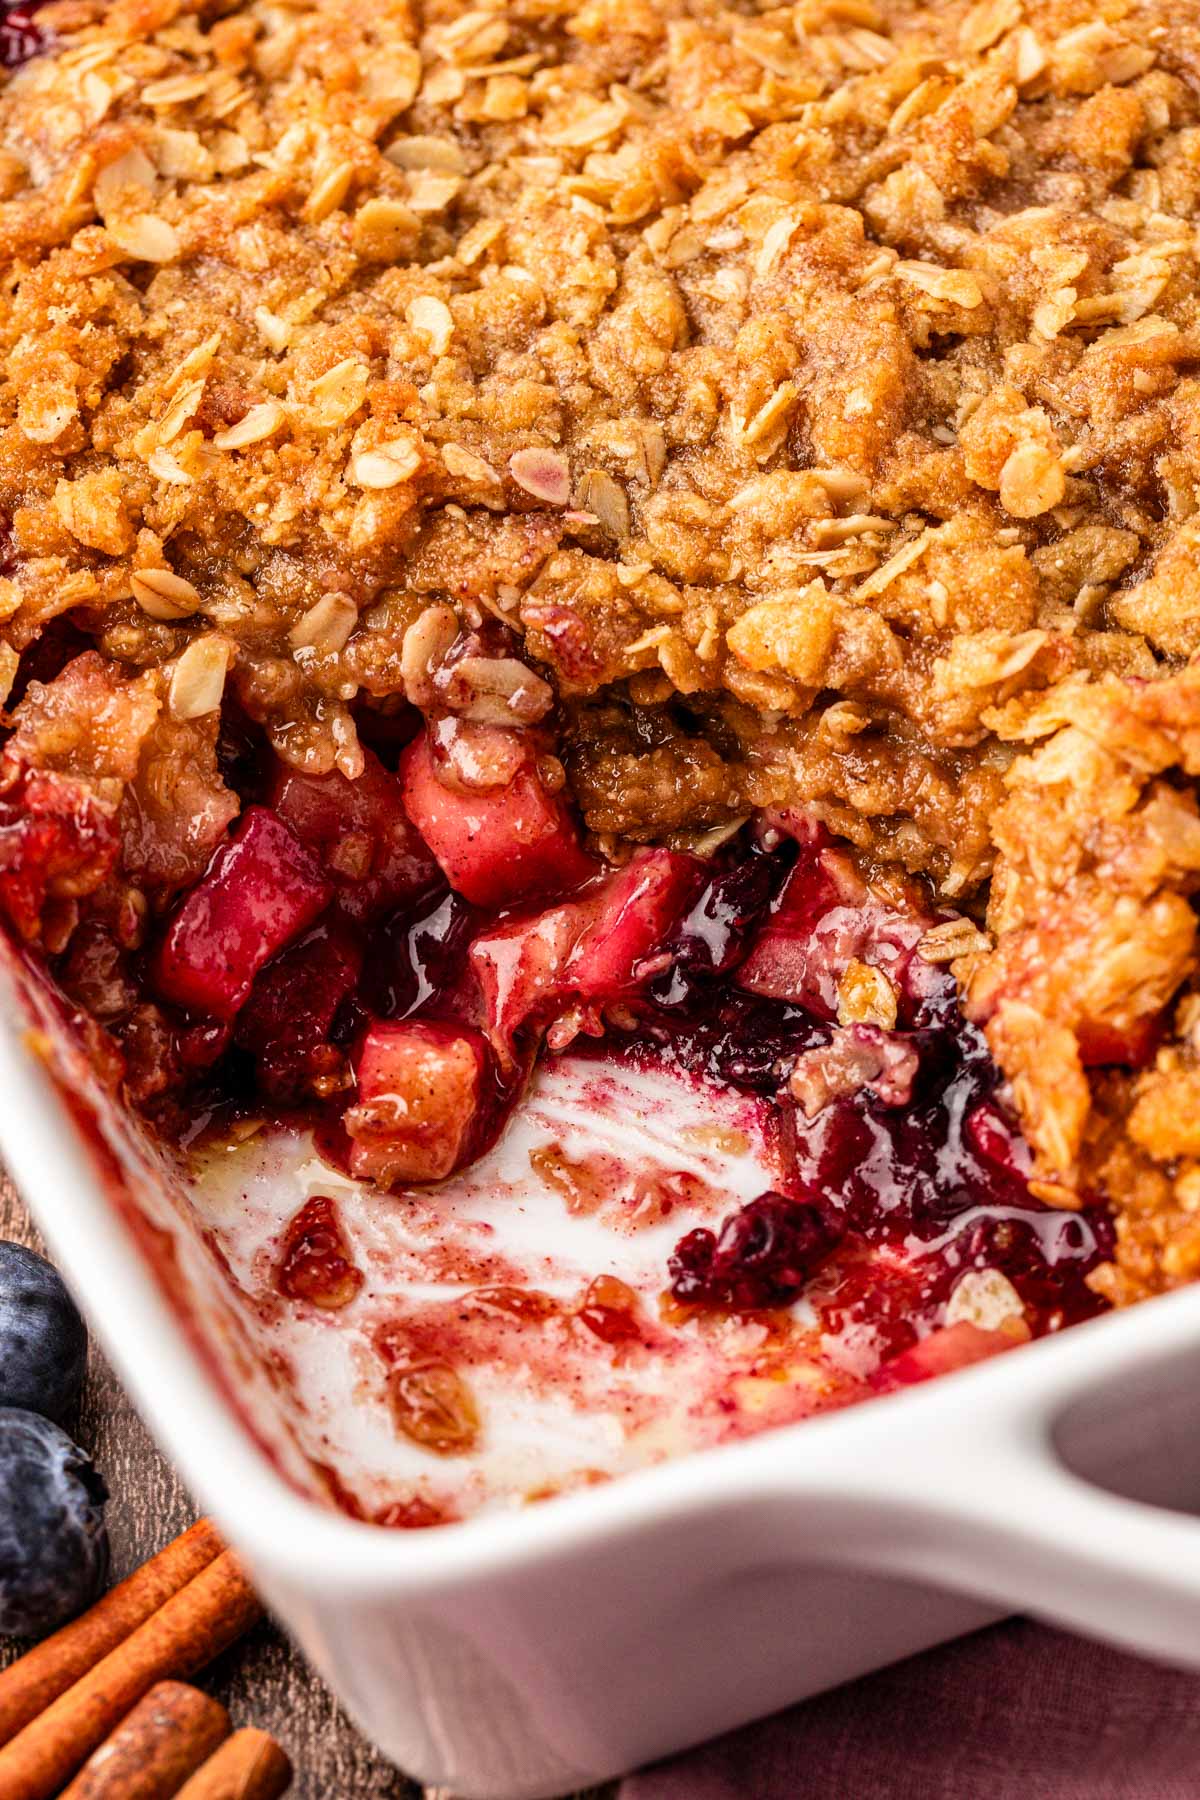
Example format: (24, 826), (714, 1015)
(0, 1549), (261, 1800)
(0, 1519), (223, 1748)
(175, 1728), (293, 1799)
(60, 1681), (230, 1799)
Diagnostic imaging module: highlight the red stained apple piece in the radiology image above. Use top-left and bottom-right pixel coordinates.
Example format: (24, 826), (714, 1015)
(871, 1320), (1025, 1391)
(399, 728), (595, 908)
(471, 848), (703, 1045)
(0, 770), (120, 944)
(344, 1018), (489, 1184)
(737, 849), (931, 1022)
(964, 1101), (1034, 1180)
(470, 901), (581, 1050)
(153, 806), (332, 1019)
(567, 848), (702, 994)
(268, 747), (440, 924)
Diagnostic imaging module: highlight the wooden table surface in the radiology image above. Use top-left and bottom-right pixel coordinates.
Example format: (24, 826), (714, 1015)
(0, 1172), (616, 1800)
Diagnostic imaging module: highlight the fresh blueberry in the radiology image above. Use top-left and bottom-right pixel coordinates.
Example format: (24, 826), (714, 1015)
(0, 1242), (87, 1421)
(0, 1409), (108, 1636)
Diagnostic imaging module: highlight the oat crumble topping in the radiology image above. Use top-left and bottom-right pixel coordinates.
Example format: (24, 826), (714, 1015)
(3, 0), (1200, 1305)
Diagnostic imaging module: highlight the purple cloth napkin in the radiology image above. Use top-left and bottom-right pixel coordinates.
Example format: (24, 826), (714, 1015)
(621, 1619), (1200, 1799)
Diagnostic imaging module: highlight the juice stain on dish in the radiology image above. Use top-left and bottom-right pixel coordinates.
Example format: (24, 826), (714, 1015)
(188, 1051), (1103, 1527)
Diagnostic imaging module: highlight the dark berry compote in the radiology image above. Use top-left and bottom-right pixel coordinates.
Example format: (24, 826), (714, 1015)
(29, 690), (1114, 1400)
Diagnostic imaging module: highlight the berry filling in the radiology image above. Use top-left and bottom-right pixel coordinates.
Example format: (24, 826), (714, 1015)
(0, 698), (1112, 1404)
(669, 1195), (839, 1314)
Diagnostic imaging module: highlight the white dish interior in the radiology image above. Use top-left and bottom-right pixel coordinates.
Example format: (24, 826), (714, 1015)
(6, 932), (896, 1523)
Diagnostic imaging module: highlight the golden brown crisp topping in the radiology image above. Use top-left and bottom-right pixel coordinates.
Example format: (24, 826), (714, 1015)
(5, 0), (1200, 1301)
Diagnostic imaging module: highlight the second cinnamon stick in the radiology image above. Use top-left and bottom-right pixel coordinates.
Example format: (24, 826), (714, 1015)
(0, 1549), (261, 1800)
(175, 1728), (293, 1799)
(60, 1681), (230, 1798)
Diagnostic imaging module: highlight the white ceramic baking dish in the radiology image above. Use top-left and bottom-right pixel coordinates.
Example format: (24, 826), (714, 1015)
(3, 939), (1200, 1800)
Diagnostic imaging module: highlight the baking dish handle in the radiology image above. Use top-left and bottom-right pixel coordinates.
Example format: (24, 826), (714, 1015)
(795, 1306), (1200, 1668)
(851, 1425), (1200, 1667)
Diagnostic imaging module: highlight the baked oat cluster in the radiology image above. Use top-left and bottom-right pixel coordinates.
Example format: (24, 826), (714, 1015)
(2, 0), (1200, 1307)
